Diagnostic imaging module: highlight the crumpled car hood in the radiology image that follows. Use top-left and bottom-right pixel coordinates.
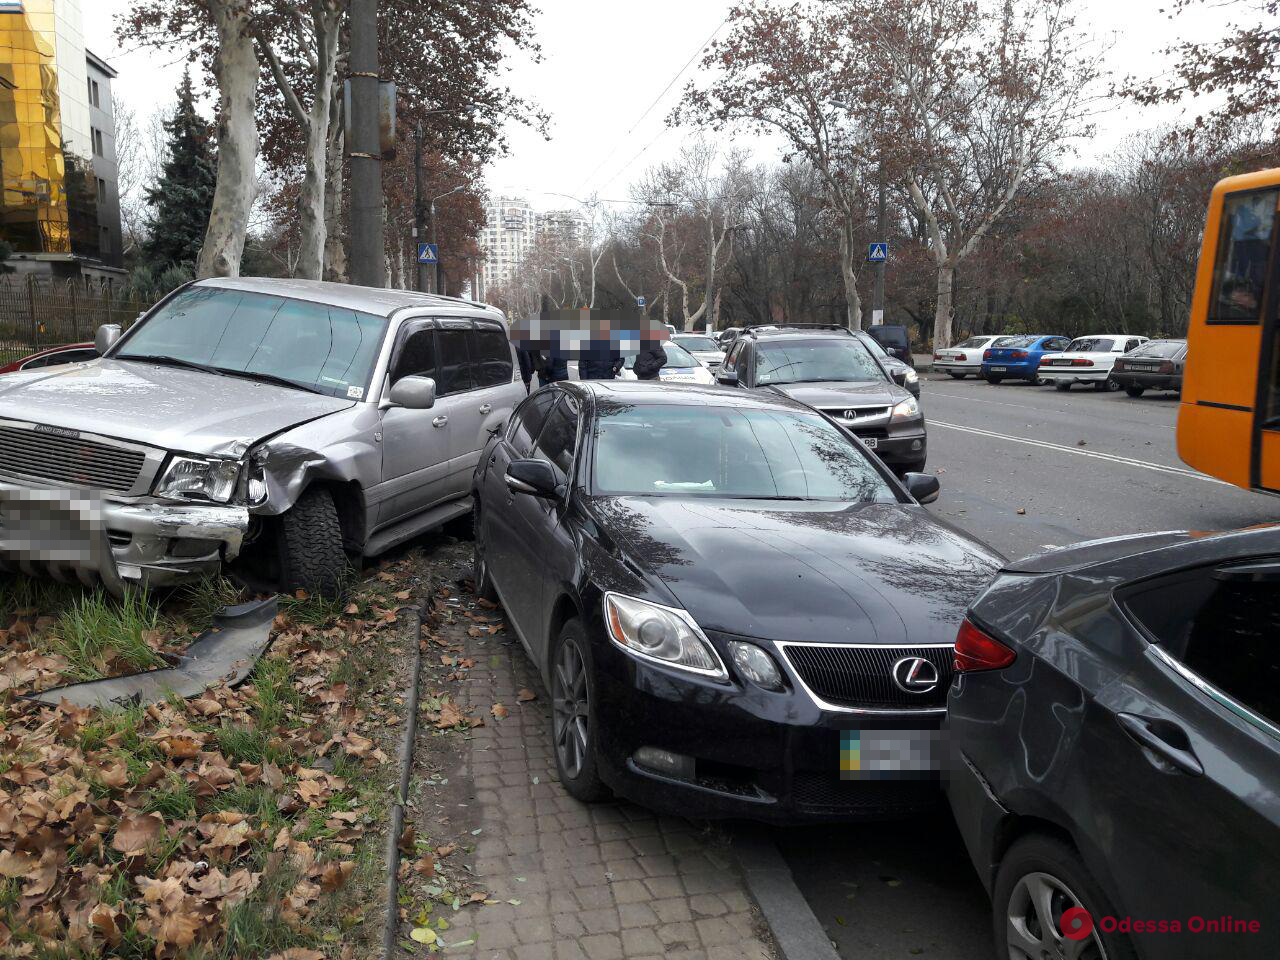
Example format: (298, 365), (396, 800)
(0, 358), (353, 455)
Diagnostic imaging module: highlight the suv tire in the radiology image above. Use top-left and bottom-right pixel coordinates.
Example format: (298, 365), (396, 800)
(278, 486), (348, 597)
(472, 503), (499, 603)
(993, 834), (1137, 960)
(550, 619), (609, 803)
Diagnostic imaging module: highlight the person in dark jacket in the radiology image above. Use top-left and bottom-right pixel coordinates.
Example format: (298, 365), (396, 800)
(578, 319), (624, 380)
(632, 339), (668, 381)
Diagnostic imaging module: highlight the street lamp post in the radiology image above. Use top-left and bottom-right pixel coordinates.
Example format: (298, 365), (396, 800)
(428, 185), (466, 295)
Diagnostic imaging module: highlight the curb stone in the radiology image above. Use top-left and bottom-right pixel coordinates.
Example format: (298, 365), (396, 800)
(733, 828), (842, 960)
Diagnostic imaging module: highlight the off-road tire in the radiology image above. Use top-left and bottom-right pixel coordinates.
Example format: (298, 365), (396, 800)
(1055, 381), (1072, 392)
(993, 834), (1137, 960)
(1125, 385), (1145, 398)
(278, 487), (347, 597)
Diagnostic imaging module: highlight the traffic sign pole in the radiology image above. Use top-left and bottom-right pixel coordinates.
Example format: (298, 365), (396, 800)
(872, 175), (886, 326)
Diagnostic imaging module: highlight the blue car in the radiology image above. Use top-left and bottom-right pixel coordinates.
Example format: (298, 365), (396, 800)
(980, 334), (1071, 383)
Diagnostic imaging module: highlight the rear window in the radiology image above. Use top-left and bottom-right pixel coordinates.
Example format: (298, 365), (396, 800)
(1128, 340), (1185, 359)
(1067, 337), (1115, 352)
(1122, 559), (1280, 728)
(954, 337), (989, 349)
(1209, 189), (1278, 325)
(993, 336), (1036, 348)
(867, 326), (908, 348)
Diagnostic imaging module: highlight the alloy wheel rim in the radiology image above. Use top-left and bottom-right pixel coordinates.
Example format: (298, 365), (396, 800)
(552, 637), (589, 779)
(1006, 871), (1108, 960)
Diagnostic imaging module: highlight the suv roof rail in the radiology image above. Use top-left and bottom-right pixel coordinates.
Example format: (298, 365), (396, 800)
(744, 322), (854, 338)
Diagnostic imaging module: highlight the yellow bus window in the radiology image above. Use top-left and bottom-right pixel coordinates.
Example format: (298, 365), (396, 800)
(1209, 190), (1279, 324)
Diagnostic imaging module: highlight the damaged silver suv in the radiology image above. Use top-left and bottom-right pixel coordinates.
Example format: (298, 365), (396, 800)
(0, 278), (525, 595)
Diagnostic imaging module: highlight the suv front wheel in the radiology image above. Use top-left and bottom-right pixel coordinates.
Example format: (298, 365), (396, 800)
(278, 486), (348, 597)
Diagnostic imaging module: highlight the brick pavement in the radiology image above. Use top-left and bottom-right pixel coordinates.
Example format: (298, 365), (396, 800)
(421, 577), (776, 960)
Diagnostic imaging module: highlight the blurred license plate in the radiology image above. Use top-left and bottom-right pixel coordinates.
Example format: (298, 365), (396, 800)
(990, 365), (1007, 372)
(860, 437), (878, 449)
(840, 730), (939, 779)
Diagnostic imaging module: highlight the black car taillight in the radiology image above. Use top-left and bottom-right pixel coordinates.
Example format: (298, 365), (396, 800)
(1159, 360), (1175, 373)
(954, 618), (1016, 672)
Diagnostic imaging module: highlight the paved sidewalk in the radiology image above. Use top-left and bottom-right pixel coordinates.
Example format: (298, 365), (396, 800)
(420, 573), (775, 960)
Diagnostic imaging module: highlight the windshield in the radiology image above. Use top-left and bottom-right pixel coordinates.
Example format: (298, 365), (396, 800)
(675, 336), (721, 351)
(622, 342), (698, 369)
(1068, 337), (1115, 352)
(955, 337), (990, 349)
(855, 333), (889, 358)
(993, 336), (1036, 348)
(592, 405), (895, 501)
(117, 287), (388, 399)
(1128, 340), (1184, 359)
(754, 339), (885, 385)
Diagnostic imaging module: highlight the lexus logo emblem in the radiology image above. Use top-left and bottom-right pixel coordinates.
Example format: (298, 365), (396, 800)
(891, 656), (939, 694)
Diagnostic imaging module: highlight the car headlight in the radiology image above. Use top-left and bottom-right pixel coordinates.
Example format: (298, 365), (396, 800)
(156, 455), (242, 503)
(727, 641), (786, 691)
(603, 593), (727, 679)
(903, 368), (919, 384)
(891, 397), (920, 421)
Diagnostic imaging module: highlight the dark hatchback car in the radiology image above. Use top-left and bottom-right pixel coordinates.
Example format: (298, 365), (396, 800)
(473, 381), (1001, 821)
(865, 323), (915, 366)
(947, 526), (1280, 960)
(1112, 338), (1188, 397)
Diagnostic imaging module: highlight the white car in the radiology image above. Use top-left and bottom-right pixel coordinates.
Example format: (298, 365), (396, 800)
(932, 335), (1002, 379)
(619, 341), (715, 384)
(1036, 334), (1150, 391)
(672, 333), (726, 371)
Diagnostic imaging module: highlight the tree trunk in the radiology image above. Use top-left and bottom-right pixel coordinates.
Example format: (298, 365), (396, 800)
(836, 215), (863, 330)
(296, 101), (331, 280)
(197, 0), (258, 279)
(933, 261), (956, 350)
(323, 95), (348, 282)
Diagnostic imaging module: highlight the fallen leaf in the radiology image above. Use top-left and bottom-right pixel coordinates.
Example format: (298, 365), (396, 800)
(413, 855), (436, 878)
(1016, 508), (1026, 515)
(320, 860), (355, 893)
(490, 703), (509, 719)
(112, 813), (165, 855)
(435, 843), (457, 858)
(398, 826), (416, 854)
(517, 688), (537, 702)
(410, 927), (438, 944)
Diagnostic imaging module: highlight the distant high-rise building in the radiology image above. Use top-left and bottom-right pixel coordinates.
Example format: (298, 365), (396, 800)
(481, 197), (536, 292)
(0, 0), (124, 282)
(537, 209), (589, 246)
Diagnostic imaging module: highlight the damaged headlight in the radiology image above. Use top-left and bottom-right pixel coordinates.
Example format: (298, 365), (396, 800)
(155, 455), (242, 503)
(603, 593), (727, 680)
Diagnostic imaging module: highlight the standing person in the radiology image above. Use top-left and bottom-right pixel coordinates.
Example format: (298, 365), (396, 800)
(578, 315), (623, 380)
(632, 337), (668, 381)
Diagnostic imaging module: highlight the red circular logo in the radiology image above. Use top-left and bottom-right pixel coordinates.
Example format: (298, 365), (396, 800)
(1062, 907), (1094, 941)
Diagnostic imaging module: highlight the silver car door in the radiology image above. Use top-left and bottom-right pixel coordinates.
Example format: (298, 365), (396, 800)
(434, 321), (482, 497)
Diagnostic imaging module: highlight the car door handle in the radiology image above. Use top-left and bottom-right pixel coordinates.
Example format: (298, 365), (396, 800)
(432, 416), (448, 428)
(479, 403), (492, 415)
(1117, 713), (1204, 777)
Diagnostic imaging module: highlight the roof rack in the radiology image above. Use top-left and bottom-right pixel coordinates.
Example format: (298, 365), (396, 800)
(743, 322), (854, 338)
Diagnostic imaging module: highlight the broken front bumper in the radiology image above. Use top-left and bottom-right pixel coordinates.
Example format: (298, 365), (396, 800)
(0, 482), (250, 594)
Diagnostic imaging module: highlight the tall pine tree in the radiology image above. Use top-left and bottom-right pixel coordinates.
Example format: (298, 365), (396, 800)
(143, 70), (217, 269)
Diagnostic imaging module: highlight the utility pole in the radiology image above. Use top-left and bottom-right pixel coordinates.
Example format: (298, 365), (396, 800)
(872, 171), (886, 326)
(413, 126), (429, 293)
(430, 197), (440, 295)
(349, 0), (384, 288)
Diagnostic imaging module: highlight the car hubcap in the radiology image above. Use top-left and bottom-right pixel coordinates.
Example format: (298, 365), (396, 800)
(1006, 872), (1107, 960)
(552, 637), (590, 780)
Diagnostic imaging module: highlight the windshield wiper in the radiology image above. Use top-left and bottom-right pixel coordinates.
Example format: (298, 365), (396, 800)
(116, 354), (225, 377)
(215, 368), (325, 396)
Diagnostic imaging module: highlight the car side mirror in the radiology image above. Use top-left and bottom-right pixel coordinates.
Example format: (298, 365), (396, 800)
(387, 375), (436, 410)
(716, 369), (739, 386)
(505, 458), (561, 499)
(95, 324), (121, 356)
(903, 473), (940, 505)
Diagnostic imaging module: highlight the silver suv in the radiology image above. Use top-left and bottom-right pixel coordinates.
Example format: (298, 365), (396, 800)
(0, 278), (526, 595)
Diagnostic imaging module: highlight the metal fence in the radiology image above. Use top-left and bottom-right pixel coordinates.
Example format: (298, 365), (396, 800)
(0, 277), (148, 364)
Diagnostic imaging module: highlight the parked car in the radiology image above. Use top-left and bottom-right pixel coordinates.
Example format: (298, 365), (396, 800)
(947, 525), (1280, 960)
(1037, 334), (1150, 391)
(1112, 339), (1188, 397)
(980, 334), (1071, 384)
(717, 326), (743, 346)
(716, 327), (927, 474)
(0, 278), (524, 596)
(0, 342), (97, 374)
(851, 330), (920, 398)
(472, 380), (1002, 821)
(671, 333), (726, 371)
(865, 323), (914, 366)
(931, 335), (1002, 379)
(619, 341), (715, 384)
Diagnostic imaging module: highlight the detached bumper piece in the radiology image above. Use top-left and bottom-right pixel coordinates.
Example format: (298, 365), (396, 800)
(26, 598), (277, 710)
(0, 482), (249, 595)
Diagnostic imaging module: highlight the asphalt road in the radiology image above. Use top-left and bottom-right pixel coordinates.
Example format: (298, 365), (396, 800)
(769, 373), (1279, 960)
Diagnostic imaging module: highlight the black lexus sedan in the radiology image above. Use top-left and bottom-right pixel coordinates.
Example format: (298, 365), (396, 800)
(947, 526), (1280, 960)
(471, 381), (1001, 822)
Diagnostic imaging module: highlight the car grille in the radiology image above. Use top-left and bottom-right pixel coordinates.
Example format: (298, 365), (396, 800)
(0, 424), (145, 493)
(782, 643), (952, 710)
(791, 773), (939, 816)
(822, 406), (891, 422)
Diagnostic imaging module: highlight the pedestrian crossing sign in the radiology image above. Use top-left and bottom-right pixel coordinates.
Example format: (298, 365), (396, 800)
(867, 242), (889, 262)
(417, 243), (439, 264)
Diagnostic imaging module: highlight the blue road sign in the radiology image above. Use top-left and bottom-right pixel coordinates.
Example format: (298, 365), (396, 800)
(417, 243), (439, 264)
(867, 242), (889, 263)
(636, 296), (646, 308)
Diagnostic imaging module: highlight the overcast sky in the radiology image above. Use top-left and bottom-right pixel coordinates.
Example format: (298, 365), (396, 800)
(88, 0), (1226, 212)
